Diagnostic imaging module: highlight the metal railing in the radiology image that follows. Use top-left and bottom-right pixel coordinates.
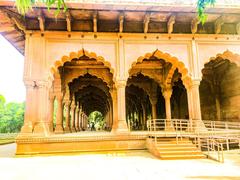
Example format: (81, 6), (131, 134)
(193, 136), (224, 163)
(147, 119), (240, 162)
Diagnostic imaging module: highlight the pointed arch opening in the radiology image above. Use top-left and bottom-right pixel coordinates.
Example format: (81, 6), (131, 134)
(127, 50), (191, 130)
(200, 51), (240, 121)
(49, 49), (115, 133)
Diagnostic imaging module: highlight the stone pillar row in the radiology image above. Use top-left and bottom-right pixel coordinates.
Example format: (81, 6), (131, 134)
(46, 96), (88, 134)
(20, 79), (203, 135)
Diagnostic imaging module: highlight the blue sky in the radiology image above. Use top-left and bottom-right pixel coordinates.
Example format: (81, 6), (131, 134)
(0, 35), (25, 102)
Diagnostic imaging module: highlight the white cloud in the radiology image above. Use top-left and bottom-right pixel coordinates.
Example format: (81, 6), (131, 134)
(0, 35), (25, 103)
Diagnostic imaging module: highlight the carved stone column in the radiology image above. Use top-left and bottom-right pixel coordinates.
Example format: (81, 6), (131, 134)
(163, 88), (173, 131)
(64, 100), (71, 133)
(150, 98), (157, 120)
(55, 94), (64, 133)
(190, 80), (202, 120)
(111, 81), (128, 133)
(142, 103), (147, 130)
(33, 81), (52, 135)
(215, 94), (221, 121)
(47, 93), (55, 133)
(187, 80), (204, 131)
(186, 87), (193, 120)
(84, 115), (88, 128)
(109, 102), (113, 130)
(70, 103), (76, 132)
(78, 106), (83, 131)
(105, 111), (109, 130)
(82, 113), (85, 130)
(75, 107), (79, 132)
(20, 81), (35, 133)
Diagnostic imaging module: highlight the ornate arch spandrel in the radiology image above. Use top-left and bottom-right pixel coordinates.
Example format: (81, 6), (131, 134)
(208, 50), (240, 67)
(200, 50), (240, 82)
(49, 49), (115, 82)
(129, 49), (192, 89)
(65, 69), (113, 89)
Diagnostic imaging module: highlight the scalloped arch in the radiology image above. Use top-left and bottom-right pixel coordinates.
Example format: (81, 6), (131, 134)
(208, 50), (240, 67)
(49, 49), (115, 80)
(129, 49), (191, 87)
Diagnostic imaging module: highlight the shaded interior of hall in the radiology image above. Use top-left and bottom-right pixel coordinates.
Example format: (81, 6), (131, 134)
(125, 55), (189, 131)
(200, 57), (240, 121)
(53, 54), (114, 132)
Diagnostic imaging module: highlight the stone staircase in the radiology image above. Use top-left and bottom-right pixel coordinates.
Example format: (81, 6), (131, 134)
(146, 137), (205, 160)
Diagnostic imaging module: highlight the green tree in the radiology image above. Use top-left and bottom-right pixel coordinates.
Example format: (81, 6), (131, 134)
(16, 0), (216, 24)
(197, 0), (216, 24)
(0, 94), (25, 133)
(88, 111), (105, 131)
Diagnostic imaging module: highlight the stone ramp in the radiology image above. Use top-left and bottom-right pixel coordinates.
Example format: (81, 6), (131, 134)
(146, 137), (205, 160)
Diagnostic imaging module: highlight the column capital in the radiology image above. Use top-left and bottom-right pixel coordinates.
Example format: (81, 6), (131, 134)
(56, 93), (63, 101)
(116, 80), (127, 88)
(75, 107), (80, 113)
(191, 79), (201, 86)
(162, 88), (172, 99)
(186, 79), (201, 90)
(49, 93), (55, 101)
(64, 100), (71, 106)
(71, 103), (76, 109)
(149, 96), (158, 105)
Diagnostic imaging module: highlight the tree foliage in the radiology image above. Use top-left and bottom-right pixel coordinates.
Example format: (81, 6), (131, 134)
(16, 0), (216, 24)
(197, 0), (216, 24)
(16, 0), (66, 15)
(88, 111), (105, 131)
(0, 94), (25, 133)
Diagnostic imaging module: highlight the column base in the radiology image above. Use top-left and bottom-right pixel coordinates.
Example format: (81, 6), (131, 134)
(33, 122), (51, 135)
(70, 127), (77, 133)
(54, 125), (64, 134)
(111, 120), (129, 134)
(64, 126), (71, 133)
(192, 119), (207, 132)
(20, 122), (33, 133)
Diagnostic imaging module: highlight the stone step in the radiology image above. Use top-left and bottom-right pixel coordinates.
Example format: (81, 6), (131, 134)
(160, 154), (206, 160)
(156, 146), (198, 151)
(156, 141), (193, 145)
(159, 150), (203, 156)
(147, 137), (205, 160)
(156, 143), (195, 148)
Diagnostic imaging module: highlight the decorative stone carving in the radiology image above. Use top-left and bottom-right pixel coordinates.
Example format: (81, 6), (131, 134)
(215, 16), (224, 34)
(236, 23), (240, 35)
(191, 17), (200, 34)
(167, 15), (175, 34)
(143, 13), (151, 33)
(66, 11), (72, 32)
(119, 12), (124, 33)
(93, 12), (97, 33)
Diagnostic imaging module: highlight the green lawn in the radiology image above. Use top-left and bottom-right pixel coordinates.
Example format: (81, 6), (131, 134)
(0, 133), (17, 145)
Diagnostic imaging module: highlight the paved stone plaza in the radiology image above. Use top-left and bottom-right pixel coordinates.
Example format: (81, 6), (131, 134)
(0, 143), (239, 180)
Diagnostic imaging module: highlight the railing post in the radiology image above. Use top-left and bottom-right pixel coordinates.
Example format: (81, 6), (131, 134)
(218, 144), (220, 162)
(221, 143), (224, 163)
(225, 122), (228, 130)
(154, 119), (156, 132)
(164, 119), (167, 131)
(207, 138), (210, 156)
(197, 133), (201, 150)
(180, 119), (182, 132)
(211, 121), (213, 131)
(149, 120), (152, 132)
(226, 136), (229, 151)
